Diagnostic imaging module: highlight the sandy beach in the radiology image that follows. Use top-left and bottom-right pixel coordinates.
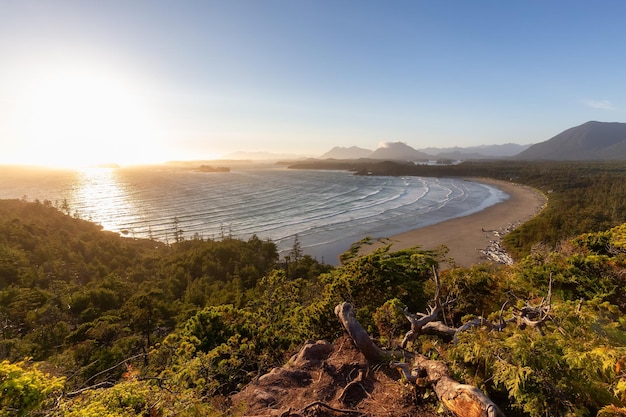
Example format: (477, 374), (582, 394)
(360, 178), (547, 268)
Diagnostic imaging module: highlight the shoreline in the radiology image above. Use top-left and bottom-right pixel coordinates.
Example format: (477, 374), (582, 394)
(358, 178), (547, 268)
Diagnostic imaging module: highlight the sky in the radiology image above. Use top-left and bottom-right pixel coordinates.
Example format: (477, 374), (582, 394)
(1, 1), (626, 167)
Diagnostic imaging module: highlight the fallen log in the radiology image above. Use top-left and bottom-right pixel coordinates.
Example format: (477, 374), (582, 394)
(392, 358), (505, 417)
(335, 302), (505, 417)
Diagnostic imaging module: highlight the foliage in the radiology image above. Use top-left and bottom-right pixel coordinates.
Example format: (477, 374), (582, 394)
(440, 224), (626, 416)
(0, 199), (285, 358)
(450, 300), (626, 417)
(440, 263), (509, 323)
(5, 160), (626, 417)
(0, 359), (64, 416)
(59, 379), (159, 417)
(57, 377), (221, 417)
(154, 305), (261, 397)
(302, 246), (440, 339)
(145, 247), (442, 403)
(372, 298), (407, 348)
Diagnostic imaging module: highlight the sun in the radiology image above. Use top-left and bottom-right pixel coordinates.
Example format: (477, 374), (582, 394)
(12, 67), (165, 168)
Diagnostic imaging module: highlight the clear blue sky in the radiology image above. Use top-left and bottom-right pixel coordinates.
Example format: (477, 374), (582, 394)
(1, 0), (625, 166)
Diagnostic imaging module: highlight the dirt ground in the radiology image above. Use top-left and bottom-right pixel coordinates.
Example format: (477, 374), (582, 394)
(230, 336), (440, 417)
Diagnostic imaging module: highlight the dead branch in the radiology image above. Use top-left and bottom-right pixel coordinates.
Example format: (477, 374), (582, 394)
(512, 274), (552, 335)
(401, 266), (456, 347)
(337, 302), (505, 417)
(65, 381), (115, 398)
(494, 300), (510, 332)
(452, 317), (491, 345)
(77, 352), (146, 390)
(403, 270), (555, 345)
(422, 320), (457, 341)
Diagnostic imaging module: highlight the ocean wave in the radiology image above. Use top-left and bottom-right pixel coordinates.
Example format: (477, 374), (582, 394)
(0, 167), (507, 263)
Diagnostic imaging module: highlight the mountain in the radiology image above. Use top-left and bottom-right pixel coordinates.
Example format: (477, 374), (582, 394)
(320, 146), (373, 159)
(514, 121), (626, 160)
(318, 142), (430, 161)
(319, 142), (532, 161)
(369, 142), (430, 161)
(420, 143), (532, 158)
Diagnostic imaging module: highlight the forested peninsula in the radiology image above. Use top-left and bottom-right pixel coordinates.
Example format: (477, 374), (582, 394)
(1, 160), (626, 416)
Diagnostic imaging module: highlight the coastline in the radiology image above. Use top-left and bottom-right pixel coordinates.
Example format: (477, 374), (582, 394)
(358, 178), (547, 268)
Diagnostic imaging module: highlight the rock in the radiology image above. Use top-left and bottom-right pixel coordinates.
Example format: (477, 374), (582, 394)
(289, 340), (333, 367)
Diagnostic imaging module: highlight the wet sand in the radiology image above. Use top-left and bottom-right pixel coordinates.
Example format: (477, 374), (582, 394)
(359, 178), (547, 268)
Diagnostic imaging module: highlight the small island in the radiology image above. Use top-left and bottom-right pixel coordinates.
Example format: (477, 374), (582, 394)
(195, 165), (230, 172)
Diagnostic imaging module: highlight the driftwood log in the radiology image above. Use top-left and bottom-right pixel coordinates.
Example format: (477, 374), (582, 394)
(335, 301), (505, 417)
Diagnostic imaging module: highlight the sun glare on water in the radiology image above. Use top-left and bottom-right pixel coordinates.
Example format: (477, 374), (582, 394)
(12, 68), (164, 168)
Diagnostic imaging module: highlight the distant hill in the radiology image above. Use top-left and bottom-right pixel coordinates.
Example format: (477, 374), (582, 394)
(514, 121), (626, 160)
(320, 146), (373, 159)
(368, 142), (430, 161)
(420, 143), (532, 158)
(319, 142), (531, 161)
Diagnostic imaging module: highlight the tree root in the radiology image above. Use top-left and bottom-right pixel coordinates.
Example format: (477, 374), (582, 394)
(300, 400), (365, 415)
(337, 369), (366, 404)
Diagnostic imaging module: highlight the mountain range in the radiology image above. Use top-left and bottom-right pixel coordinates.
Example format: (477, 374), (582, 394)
(320, 142), (531, 160)
(320, 121), (626, 161)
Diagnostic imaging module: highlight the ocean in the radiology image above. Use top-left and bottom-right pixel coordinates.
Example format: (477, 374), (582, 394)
(0, 165), (508, 264)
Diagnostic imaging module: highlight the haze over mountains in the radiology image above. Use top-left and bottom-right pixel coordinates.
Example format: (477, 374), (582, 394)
(320, 142), (531, 160)
(319, 121), (626, 161)
(218, 121), (626, 163)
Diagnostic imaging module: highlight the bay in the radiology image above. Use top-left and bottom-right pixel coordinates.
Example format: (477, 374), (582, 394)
(0, 166), (508, 264)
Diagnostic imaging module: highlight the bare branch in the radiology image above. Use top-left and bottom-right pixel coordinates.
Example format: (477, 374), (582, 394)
(453, 318), (491, 345)
(401, 266), (454, 348)
(494, 301), (509, 332)
(78, 352), (147, 389)
(65, 381), (115, 398)
(512, 276), (552, 335)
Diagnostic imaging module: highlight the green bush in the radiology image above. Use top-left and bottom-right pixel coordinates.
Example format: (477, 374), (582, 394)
(0, 359), (65, 416)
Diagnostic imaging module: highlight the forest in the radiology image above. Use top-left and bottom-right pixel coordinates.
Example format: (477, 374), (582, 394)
(1, 160), (626, 416)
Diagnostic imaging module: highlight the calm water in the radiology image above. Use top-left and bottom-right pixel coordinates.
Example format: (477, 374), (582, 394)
(0, 166), (508, 263)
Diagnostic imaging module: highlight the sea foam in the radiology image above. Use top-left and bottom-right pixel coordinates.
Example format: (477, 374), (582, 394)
(0, 167), (508, 264)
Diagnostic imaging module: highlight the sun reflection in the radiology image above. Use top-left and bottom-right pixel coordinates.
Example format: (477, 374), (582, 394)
(69, 168), (139, 236)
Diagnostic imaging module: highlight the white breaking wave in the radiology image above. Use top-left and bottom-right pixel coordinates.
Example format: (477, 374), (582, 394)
(0, 167), (508, 264)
